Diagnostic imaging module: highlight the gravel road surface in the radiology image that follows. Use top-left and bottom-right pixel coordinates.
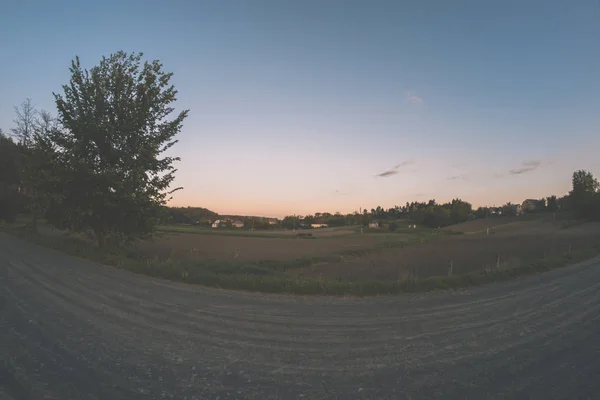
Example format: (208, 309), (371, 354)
(1, 232), (599, 399)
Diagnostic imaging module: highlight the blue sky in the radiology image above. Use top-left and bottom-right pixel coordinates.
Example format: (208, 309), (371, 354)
(1, 0), (599, 217)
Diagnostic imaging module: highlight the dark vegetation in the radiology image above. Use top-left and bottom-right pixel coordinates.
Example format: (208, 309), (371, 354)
(164, 206), (218, 225)
(279, 175), (599, 229)
(0, 131), (23, 223)
(279, 198), (473, 229)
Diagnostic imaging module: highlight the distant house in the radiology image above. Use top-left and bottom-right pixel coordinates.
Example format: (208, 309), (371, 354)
(266, 218), (278, 225)
(232, 220), (244, 228)
(211, 220), (223, 228)
(368, 221), (379, 228)
(521, 199), (538, 213)
(311, 223), (328, 228)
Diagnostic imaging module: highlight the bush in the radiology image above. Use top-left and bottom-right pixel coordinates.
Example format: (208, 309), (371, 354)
(581, 193), (600, 221)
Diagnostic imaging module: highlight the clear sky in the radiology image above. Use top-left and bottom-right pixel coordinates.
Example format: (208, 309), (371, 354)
(1, 0), (599, 218)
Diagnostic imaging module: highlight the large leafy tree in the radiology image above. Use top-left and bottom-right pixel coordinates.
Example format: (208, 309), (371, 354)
(50, 51), (189, 247)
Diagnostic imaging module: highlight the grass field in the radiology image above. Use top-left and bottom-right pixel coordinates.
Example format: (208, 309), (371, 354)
(294, 218), (600, 281)
(142, 225), (427, 262)
(2, 214), (600, 295)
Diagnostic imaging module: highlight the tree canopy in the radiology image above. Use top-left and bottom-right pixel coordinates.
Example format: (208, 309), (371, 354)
(46, 51), (189, 247)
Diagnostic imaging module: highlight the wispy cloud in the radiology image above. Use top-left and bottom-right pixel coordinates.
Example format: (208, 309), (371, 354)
(406, 91), (423, 104)
(447, 174), (469, 181)
(374, 160), (415, 178)
(508, 160), (542, 175)
(375, 170), (398, 177)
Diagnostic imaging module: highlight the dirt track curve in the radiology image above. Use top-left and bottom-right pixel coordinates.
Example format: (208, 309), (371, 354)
(1, 232), (600, 400)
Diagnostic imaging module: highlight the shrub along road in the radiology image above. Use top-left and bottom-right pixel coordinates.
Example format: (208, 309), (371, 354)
(1, 232), (599, 400)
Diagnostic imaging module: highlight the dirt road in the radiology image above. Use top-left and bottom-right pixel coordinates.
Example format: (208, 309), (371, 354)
(1, 232), (599, 400)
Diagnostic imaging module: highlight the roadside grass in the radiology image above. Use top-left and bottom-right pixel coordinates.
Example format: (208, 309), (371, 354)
(2, 222), (599, 296)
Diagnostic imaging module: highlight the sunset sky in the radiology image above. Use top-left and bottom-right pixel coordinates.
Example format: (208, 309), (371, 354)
(1, 0), (599, 218)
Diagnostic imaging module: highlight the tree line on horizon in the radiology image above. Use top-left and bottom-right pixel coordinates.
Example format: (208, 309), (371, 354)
(280, 198), (474, 229)
(161, 169), (600, 231)
(278, 175), (599, 229)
